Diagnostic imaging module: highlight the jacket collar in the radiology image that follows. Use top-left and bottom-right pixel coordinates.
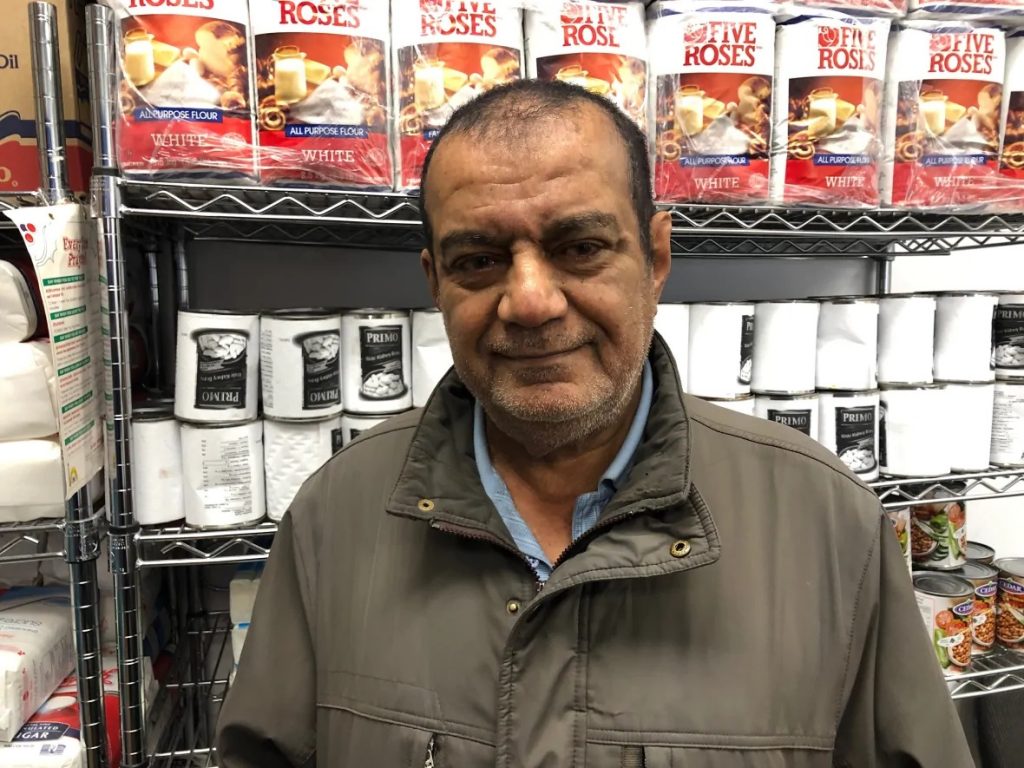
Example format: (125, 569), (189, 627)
(386, 334), (719, 576)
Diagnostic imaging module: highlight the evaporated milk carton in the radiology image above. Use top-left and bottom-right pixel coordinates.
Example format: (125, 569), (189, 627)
(250, 0), (392, 187)
(106, 0), (256, 178)
(391, 0), (524, 192)
(647, 0), (776, 204)
(525, 2), (647, 129)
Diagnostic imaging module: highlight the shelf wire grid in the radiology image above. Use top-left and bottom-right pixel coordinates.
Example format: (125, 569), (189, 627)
(947, 649), (1024, 699)
(148, 611), (231, 768)
(871, 469), (1024, 510)
(136, 521), (278, 568)
(0, 519), (66, 564)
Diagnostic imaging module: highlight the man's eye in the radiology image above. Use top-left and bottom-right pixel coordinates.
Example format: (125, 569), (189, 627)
(560, 241), (604, 261)
(453, 254), (499, 272)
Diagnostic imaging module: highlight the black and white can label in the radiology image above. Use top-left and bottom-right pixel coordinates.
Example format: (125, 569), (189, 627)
(342, 311), (412, 414)
(687, 303), (755, 398)
(819, 390), (879, 480)
(340, 412), (389, 446)
(993, 297), (1024, 376)
(991, 380), (1024, 467)
(175, 311), (259, 423)
(260, 313), (343, 420)
(181, 420), (266, 529)
(755, 393), (819, 440)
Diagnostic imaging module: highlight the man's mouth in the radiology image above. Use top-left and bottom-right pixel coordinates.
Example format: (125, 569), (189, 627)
(496, 346), (581, 361)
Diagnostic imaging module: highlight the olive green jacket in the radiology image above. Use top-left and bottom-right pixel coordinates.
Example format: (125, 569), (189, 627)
(217, 337), (973, 768)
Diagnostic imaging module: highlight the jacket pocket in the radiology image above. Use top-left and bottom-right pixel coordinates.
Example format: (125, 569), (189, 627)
(586, 743), (834, 768)
(315, 701), (436, 766)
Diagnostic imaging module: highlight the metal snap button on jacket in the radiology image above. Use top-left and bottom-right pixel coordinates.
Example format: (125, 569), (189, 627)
(506, 599), (521, 615)
(417, 499), (435, 512)
(670, 540), (691, 558)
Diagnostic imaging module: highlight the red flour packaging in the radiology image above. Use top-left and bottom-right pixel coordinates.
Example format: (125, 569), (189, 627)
(781, 0), (906, 15)
(107, 0), (256, 178)
(908, 0), (1024, 21)
(391, 0), (524, 192)
(647, 1), (776, 204)
(250, 0), (392, 188)
(880, 22), (1006, 209)
(524, 2), (647, 130)
(998, 31), (1024, 206)
(769, 12), (890, 208)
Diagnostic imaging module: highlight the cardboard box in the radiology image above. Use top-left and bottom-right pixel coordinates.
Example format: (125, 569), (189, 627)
(0, 0), (92, 195)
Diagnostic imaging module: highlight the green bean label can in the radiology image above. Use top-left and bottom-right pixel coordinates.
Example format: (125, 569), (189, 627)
(911, 494), (967, 571)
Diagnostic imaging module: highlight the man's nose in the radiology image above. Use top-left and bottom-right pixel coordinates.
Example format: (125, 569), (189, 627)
(497, 249), (568, 328)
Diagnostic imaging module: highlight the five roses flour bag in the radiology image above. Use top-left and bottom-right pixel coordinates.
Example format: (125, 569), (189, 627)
(648, 1), (776, 204)
(770, 12), (891, 208)
(525, 1), (647, 130)
(250, 0), (392, 187)
(391, 0), (524, 192)
(880, 22), (1006, 209)
(107, 0), (256, 178)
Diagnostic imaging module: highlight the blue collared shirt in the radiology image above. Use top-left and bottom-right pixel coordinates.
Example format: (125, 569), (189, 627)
(473, 361), (654, 582)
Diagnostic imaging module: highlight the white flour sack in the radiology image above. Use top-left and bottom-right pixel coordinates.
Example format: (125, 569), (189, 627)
(524, 2), (647, 129)
(391, 0), (524, 191)
(880, 22), (1007, 210)
(106, 0), (256, 178)
(778, 0), (906, 16)
(769, 13), (890, 208)
(250, 0), (392, 188)
(647, 1), (776, 204)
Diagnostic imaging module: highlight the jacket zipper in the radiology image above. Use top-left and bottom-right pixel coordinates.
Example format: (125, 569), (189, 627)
(550, 507), (643, 573)
(424, 734), (437, 768)
(430, 519), (544, 590)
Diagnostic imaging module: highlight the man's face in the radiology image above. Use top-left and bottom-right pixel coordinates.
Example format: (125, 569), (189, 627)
(421, 106), (671, 451)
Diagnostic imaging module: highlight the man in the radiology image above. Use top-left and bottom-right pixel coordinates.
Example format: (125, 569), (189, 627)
(217, 80), (973, 767)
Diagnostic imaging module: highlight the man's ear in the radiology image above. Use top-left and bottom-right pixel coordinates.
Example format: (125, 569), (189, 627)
(649, 210), (672, 299)
(421, 248), (440, 307)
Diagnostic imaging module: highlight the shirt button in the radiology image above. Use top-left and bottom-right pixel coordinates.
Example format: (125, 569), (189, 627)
(506, 599), (521, 615)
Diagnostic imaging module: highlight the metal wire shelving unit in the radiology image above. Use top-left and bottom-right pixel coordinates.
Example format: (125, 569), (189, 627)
(81, 3), (1024, 764)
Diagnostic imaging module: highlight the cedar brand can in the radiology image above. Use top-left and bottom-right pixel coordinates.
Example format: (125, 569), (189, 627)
(995, 557), (1024, 652)
(966, 541), (996, 565)
(175, 310), (259, 423)
(181, 420), (266, 529)
(910, 488), (967, 571)
(818, 390), (879, 481)
(342, 310), (412, 414)
(754, 392), (819, 440)
(913, 572), (975, 673)
(991, 379), (1024, 467)
(951, 561), (999, 657)
(885, 507), (912, 571)
(260, 311), (342, 420)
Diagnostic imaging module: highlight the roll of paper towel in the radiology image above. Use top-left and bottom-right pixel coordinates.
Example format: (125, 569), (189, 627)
(411, 309), (452, 408)
(751, 301), (818, 394)
(0, 262), (38, 344)
(0, 440), (65, 520)
(654, 304), (689, 388)
(0, 341), (58, 441)
(263, 418), (339, 522)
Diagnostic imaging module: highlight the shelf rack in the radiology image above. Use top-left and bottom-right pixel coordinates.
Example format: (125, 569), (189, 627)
(947, 649), (1024, 700)
(0, 519), (67, 563)
(135, 522), (278, 569)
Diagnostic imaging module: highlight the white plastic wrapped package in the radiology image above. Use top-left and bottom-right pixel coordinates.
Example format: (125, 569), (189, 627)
(0, 588), (75, 743)
(411, 309), (452, 407)
(0, 342), (58, 441)
(249, 0), (392, 187)
(230, 565), (262, 626)
(524, 1), (647, 129)
(648, 1), (775, 204)
(0, 440), (65, 523)
(106, 0), (257, 178)
(0, 263), (37, 344)
(769, 13), (890, 209)
(391, 0), (524, 191)
(880, 22), (1007, 210)
(0, 652), (155, 768)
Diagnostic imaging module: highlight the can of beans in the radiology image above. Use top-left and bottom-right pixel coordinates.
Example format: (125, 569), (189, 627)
(966, 541), (996, 565)
(910, 488), (967, 571)
(342, 310), (412, 414)
(913, 572), (975, 673)
(951, 561), (999, 656)
(175, 310), (260, 423)
(885, 506), (912, 571)
(818, 389), (879, 481)
(260, 310), (343, 420)
(180, 420), (266, 529)
(754, 392), (819, 440)
(992, 293), (1024, 379)
(995, 557), (1024, 652)
(991, 379), (1024, 467)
